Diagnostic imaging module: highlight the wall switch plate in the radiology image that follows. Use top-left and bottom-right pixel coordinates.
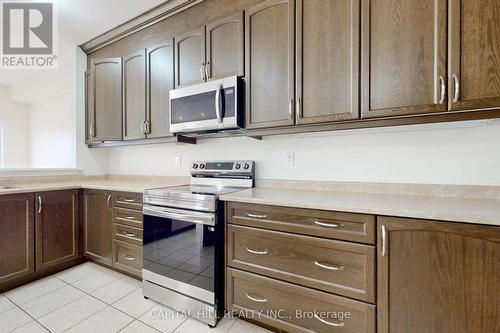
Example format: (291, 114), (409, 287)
(174, 156), (181, 167)
(285, 151), (294, 167)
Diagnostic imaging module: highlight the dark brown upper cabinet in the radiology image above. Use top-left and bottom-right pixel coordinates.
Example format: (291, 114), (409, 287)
(175, 12), (244, 88)
(448, 0), (500, 112)
(35, 190), (80, 271)
(206, 12), (245, 80)
(88, 58), (123, 141)
(296, 0), (360, 124)
(84, 190), (113, 266)
(246, 0), (295, 129)
(0, 194), (34, 288)
(123, 50), (147, 141)
(378, 217), (500, 333)
(147, 42), (175, 139)
(361, 0), (447, 118)
(175, 26), (206, 88)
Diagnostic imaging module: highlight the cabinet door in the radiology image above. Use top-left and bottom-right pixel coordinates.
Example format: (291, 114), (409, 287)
(206, 12), (244, 80)
(147, 42), (175, 138)
(448, 0), (500, 111)
(378, 217), (500, 333)
(361, 0), (447, 118)
(0, 194), (34, 285)
(246, 0), (295, 129)
(35, 190), (80, 271)
(174, 27), (206, 88)
(123, 50), (147, 140)
(85, 69), (94, 144)
(296, 0), (360, 124)
(84, 190), (113, 266)
(91, 58), (123, 141)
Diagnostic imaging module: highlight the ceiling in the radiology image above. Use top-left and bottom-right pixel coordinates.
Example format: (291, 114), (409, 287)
(0, 0), (167, 88)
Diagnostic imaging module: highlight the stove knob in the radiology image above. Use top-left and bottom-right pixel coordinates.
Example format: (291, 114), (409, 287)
(199, 164), (205, 169)
(235, 163), (241, 170)
(243, 163), (250, 169)
(192, 163), (198, 169)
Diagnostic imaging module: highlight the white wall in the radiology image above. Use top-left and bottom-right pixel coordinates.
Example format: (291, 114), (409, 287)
(0, 86), (31, 168)
(102, 119), (500, 186)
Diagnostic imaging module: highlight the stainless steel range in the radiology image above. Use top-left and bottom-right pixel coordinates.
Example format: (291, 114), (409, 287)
(142, 160), (254, 327)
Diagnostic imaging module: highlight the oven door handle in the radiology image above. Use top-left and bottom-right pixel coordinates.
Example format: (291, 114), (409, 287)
(143, 205), (216, 226)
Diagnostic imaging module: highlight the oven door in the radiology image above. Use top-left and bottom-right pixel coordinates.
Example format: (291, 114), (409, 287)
(169, 75), (240, 133)
(142, 204), (218, 305)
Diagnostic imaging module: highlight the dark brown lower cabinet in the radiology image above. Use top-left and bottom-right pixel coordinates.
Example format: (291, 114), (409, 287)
(378, 217), (500, 333)
(0, 194), (35, 287)
(84, 190), (113, 266)
(35, 190), (80, 271)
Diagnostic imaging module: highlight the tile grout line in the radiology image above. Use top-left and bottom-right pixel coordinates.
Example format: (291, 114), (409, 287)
(4, 279), (69, 307)
(6, 302), (54, 333)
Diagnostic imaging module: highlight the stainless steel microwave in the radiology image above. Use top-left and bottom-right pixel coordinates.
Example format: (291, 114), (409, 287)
(169, 76), (244, 134)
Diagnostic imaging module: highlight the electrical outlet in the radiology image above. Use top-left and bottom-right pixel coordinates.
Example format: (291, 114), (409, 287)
(285, 151), (294, 167)
(174, 156), (181, 167)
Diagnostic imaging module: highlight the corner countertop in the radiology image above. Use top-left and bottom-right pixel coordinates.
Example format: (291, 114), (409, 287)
(220, 187), (500, 227)
(0, 178), (189, 195)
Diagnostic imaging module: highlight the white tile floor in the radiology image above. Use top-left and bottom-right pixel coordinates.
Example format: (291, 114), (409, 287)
(0, 262), (272, 333)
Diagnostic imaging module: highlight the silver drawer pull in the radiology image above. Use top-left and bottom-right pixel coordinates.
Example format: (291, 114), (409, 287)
(123, 255), (136, 261)
(122, 199), (137, 203)
(246, 213), (268, 219)
(123, 232), (136, 237)
(314, 221), (344, 228)
(124, 216), (136, 220)
(246, 247), (268, 255)
(314, 313), (345, 327)
(245, 293), (267, 303)
(314, 261), (345, 271)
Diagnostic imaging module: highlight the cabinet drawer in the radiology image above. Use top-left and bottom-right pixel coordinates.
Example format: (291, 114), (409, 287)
(227, 202), (375, 244)
(113, 192), (143, 210)
(114, 223), (143, 246)
(113, 240), (142, 277)
(113, 207), (143, 228)
(227, 268), (375, 333)
(227, 225), (375, 302)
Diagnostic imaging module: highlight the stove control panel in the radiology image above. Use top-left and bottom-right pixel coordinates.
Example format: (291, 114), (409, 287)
(190, 160), (255, 178)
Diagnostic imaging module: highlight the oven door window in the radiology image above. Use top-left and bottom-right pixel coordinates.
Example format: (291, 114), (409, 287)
(143, 214), (215, 292)
(171, 91), (218, 124)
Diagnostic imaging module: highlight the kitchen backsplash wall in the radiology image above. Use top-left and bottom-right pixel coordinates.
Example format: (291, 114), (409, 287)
(102, 120), (500, 186)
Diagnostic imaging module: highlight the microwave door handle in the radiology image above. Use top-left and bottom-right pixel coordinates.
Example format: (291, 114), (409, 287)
(215, 84), (223, 123)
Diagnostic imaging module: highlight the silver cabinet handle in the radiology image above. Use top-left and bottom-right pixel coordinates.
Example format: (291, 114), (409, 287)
(314, 221), (344, 228)
(200, 63), (206, 81)
(245, 293), (267, 303)
(123, 255), (136, 261)
(246, 213), (267, 219)
(89, 124), (96, 138)
(296, 97), (301, 119)
(123, 231), (137, 237)
(106, 195), (112, 209)
(382, 224), (387, 257)
(122, 198), (137, 203)
(452, 73), (460, 103)
(205, 61), (210, 80)
(314, 313), (345, 327)
(246, 247), (268, 255)
(215, 84), (223, 123)
(37, 196), (42, 214)
(314, 261), (345, 271)
(124, 216), (136, 220)
(288, 98), (294, 120)
(438, 75), (446, 104)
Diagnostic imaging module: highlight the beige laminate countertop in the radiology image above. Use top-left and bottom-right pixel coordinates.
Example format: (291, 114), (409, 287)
(220, 187), (500, 227)
(0, 179), (188, 195)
